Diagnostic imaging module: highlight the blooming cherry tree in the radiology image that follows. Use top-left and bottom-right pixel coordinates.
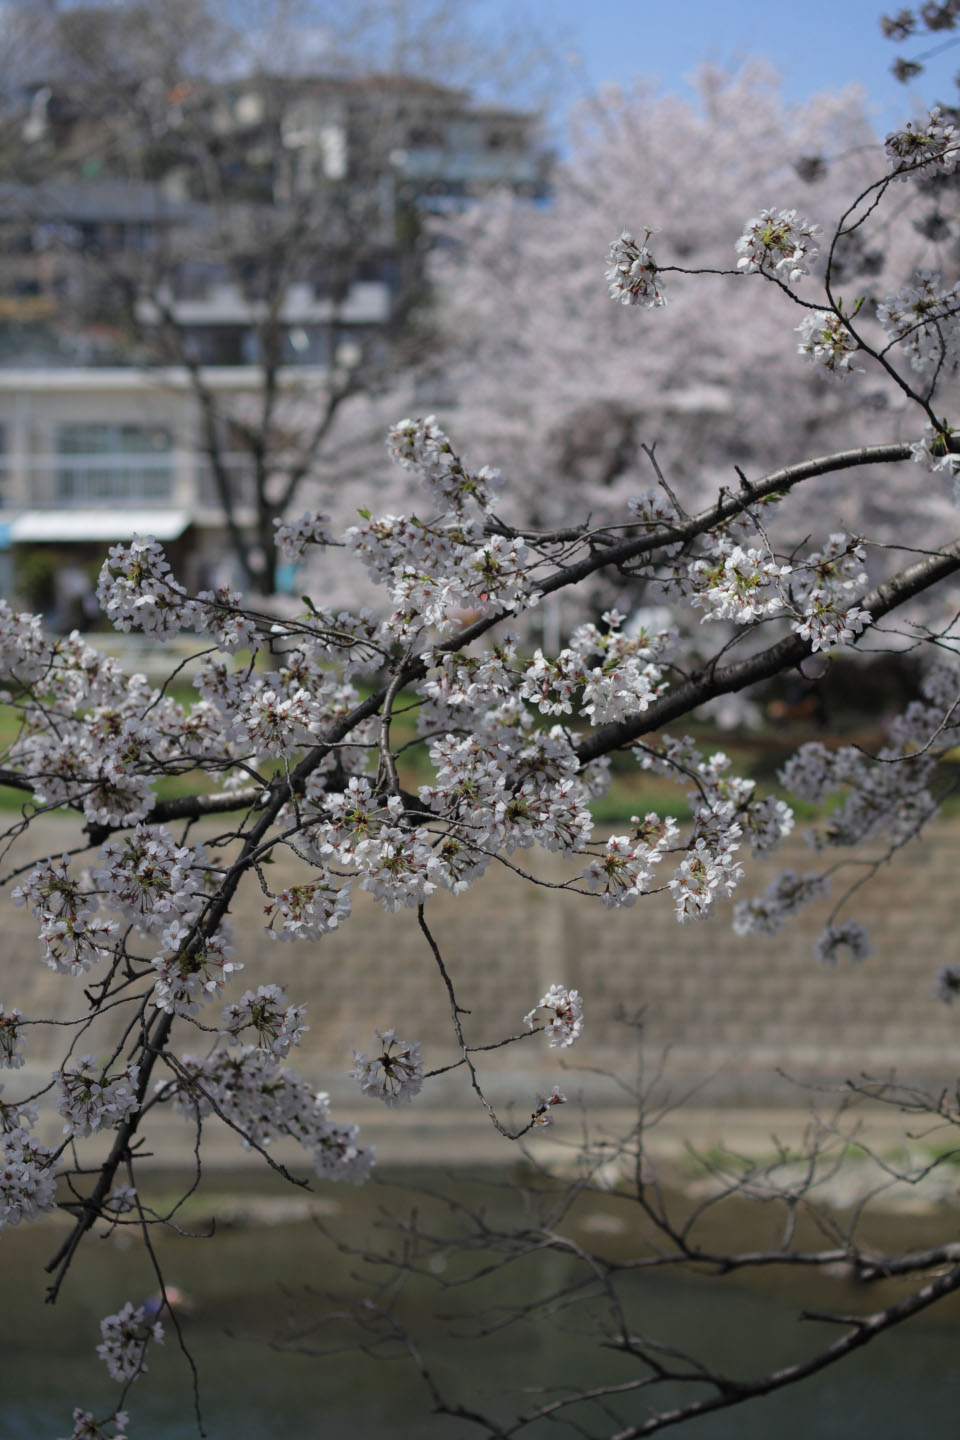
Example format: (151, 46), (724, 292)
(5, 72), (960, 1440)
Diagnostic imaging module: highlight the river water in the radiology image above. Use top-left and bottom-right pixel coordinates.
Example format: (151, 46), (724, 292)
(5, 1166), (960, 1439)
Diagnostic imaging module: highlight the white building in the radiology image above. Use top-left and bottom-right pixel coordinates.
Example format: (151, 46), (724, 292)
(0, 364), (340, 623)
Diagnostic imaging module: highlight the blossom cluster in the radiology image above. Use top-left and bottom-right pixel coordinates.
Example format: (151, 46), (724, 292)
(530, 1085), (567, 1127)
(151, 921), (241, 1016)
(795, 311), (862, 380)
(263, 873), (352, 940)
(787, 533), (871, 652)
(815, 921), (872, 966)
(93, 825), (206, 937)
(221, 985), (308, 1057)
(779, 665), (960, 852)
(877, 272), (960, 376)
(736, 208), (821, 282)
(524, 985), (584, 1047)
(733, 870), (831, 938)
(386, 414), (504, 512)
(582, 816), (678, 907)
(520, 610), (667, 723)
(0, 1128), (57, 1228)
(97, 1302), (164, 1383)
(884, 107), (959, 176)
(13, 855), (117, 976)
(910, 420), (960, 482)
(689, 543), (791, 625)
(0, 1005), (26, 1068)
(274, 510), (333, 564)
(605, 229), (666, 308)
(58, 1409), (129, 1440)
(350, 1029), (424, 1106)
(55, 1056), (141, 1138)
(158, 1045), (374, 1184)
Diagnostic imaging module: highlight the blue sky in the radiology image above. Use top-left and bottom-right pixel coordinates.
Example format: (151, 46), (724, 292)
(510, 0), (956, 132)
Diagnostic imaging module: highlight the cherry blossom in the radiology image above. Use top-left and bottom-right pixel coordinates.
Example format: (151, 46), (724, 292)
(910, 420), (960, 479)
(151, 931), (241, 1016)
(530, 1085), (567, 1127)
(815, 921), (872, 966)
(221, 986), (308, 1057)
(96, 536), (190, 638)
(274, 510), (333, 563)
(97, 1302), (164, 1383)
(795, 311), (863, 379)
(55, 1056), (141, 1138)
(5, 77), (960, 1434)
(0, 1005), (26, 1068)
(884, 107), (959, 175)
(733, 870), (831, 938)
(605, 229), (666, 308)
(0, 1130), (57, 1228)
(93, 826), (205, 936)
(158, 1045), (373, 1183)
(736, 207), (821, 282)
(525, 985), (584, 1047)
(877, 271), (960, 375)
(350, 1029), (424, 1106)
(58, 1408), (129, 1440)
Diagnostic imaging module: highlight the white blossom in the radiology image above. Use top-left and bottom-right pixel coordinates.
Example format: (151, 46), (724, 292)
(97, 1302), (163, 1383)
(93, 826), (205, 936)
(885, 107), (958, 176)
(55, 1056), (140, 1138)
(263, 874), (352, 941)
(582, 819), (675, 907)
(606, 229), (666, 308)
(151, 923), (241, 1016)
(192, 585), (262, 654)
(386, 415), (502, 511)
(158, 1045), (374, 1183)
(531, 1085), (567, 1127)
(350, 1029), (424, 1106)
(733, 870), (831, 937)
(910, 421), (960, 478)
(274, 510), (333, 563)
(736, 207), (821, 282)
(221, 985), (308, 1057)
(792, 600), (871, 652)
(96, 536), (189, 637)
(13, 855), (117, 976)
(0, 1005), (26, 1068)
(815, 921), (872, 965)
(525, 985), (584, 1047)
(795, 311), (862, 379)
(877, 271), (960, 375)
(0, 1130), (57, 1228)
(669, 833), (743, 922)
(58, 1408), (129, 1440)
(690, 544), (791, 624)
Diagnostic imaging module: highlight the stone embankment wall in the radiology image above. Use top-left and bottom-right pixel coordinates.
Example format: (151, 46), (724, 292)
(5, 814), (959, 1129)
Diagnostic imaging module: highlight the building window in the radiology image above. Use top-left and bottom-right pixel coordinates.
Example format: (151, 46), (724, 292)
(56, 423), (173, 505)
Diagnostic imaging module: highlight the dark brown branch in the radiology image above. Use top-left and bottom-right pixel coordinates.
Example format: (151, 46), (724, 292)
(576, 536), (960, 763)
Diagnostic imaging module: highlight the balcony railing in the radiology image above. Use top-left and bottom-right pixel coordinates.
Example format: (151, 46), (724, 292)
(56, 455), (174, 506)
(0, 451), (258, 511)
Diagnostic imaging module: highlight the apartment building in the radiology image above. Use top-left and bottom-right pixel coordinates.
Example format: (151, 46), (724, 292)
(0, 71), (548, 619)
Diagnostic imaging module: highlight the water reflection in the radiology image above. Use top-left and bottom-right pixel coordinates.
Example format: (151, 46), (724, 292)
(5, 1167), (960, 1439)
